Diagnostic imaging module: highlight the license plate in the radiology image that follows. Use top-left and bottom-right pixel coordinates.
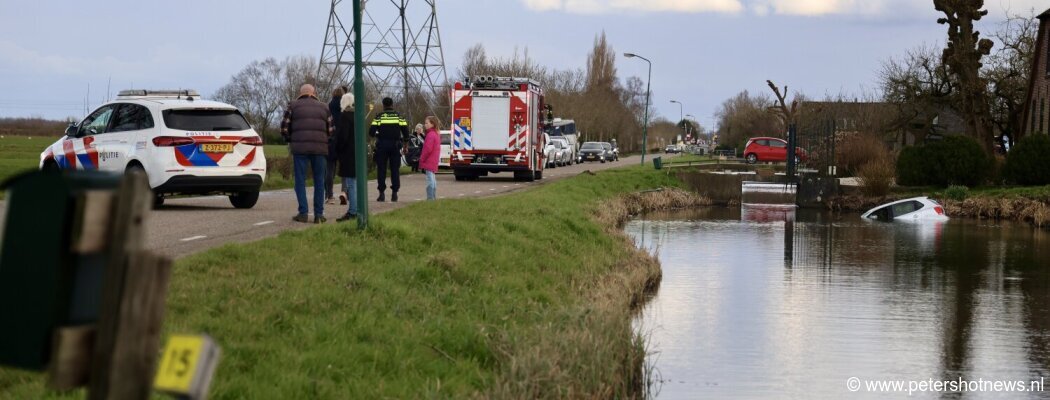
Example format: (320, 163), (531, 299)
(440, 158), (450, 163)
(200, 143), (233, 153)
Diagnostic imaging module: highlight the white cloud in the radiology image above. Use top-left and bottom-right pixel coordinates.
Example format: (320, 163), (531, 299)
(521, 0), (745, 14)
(522, 0), (1047, 17)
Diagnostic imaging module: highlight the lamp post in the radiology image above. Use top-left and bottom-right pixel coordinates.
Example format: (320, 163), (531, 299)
(624, 52), (651, 165)
(686, 113), (696, 143)
(670, 100), (684, 144)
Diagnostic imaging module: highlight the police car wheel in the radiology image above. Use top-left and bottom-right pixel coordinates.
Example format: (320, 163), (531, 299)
(229, 190), (260, 209)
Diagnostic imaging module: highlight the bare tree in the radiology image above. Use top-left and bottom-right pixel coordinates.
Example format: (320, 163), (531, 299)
(985, 11), (1038, 145)
(934, 0), (996, 154)
(213, 58), (284, 138)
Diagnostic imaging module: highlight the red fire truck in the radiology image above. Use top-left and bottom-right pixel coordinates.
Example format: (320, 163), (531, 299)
(449, 76), (547, 181)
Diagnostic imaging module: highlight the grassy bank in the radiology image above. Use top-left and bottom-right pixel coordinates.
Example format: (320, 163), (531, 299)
(0, 166), (708, 399)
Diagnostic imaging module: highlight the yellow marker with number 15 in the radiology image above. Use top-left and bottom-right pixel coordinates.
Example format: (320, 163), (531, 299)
(154, 334), (220, 400)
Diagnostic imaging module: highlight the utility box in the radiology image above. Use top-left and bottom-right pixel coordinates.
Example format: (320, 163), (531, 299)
(0, 170), (121, 370)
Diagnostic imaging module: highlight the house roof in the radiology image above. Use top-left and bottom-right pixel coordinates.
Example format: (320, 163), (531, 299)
(1040, 8), (1050, 19)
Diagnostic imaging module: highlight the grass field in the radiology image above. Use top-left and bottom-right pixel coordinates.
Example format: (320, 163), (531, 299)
(0, 136), (54, 186)
(0, 165), (692, 399)
(0, 139), (409, 196)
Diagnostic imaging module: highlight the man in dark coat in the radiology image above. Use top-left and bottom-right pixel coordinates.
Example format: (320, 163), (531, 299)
(280, 84), (333, 223)
(335, 92), (358, 222)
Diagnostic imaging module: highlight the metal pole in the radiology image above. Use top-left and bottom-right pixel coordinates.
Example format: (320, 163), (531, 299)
(353, 0), (369, 229)
(639, 59), (651, 165)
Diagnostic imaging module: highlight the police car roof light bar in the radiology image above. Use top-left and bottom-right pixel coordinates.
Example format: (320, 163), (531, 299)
(116, 89), (200, 99)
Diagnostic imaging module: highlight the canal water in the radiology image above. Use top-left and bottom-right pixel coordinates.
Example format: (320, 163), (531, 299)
(627, 207), (1050, 399)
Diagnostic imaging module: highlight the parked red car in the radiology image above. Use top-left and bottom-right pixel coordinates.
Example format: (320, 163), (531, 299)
(743, 137), (807, 164)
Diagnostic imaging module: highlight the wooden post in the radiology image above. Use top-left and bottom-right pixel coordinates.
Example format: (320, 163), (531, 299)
(87, 171), (172, 400)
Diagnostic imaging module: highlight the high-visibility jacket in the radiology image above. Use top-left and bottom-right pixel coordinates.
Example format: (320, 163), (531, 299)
(370, 109), (409, 145)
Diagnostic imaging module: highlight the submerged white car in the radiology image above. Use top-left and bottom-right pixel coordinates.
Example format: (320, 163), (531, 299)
(862, 196), (948, 221)
(39, 89), (266, 208)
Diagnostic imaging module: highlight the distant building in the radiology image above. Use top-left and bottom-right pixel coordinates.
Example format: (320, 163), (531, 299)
(1021, 8), (1050, 136)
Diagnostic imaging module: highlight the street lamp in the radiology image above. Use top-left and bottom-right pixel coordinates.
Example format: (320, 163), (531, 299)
(670, 100), (683, 143)
(685, 113), (696, 143)
(624, 52), (651, 165)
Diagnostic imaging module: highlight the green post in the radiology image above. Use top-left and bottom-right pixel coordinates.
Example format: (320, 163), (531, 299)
(353, 0), (368, 229)
(624, 53), (652, 166)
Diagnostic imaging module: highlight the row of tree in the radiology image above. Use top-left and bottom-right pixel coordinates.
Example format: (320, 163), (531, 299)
(712, 2), (1039, 156)
(213, 32), (697, 153)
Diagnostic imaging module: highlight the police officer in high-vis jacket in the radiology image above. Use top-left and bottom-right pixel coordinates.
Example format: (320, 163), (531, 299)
(370, 97), (410, 202)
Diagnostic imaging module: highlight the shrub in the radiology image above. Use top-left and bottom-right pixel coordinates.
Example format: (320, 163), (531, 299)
(858, 156), (895, 197)
(895, 135), (991, 187)
(944, 185), (969, 201)
(837, 134), (887, 176)
(268, 155), (292, 179)
(1004, 135), (1050, 185)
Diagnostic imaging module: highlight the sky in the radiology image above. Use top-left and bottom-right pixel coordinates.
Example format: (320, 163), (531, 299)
(0, 0), (1046, 130)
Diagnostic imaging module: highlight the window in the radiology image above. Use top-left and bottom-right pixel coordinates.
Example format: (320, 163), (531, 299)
(757, 139), (770, 146)
(79, 105), (116, 136)
(162, 109), (251, 131)
(769, 140), (787, 148)
(581, 142), (602, 150)
(891, 200), (924, 217)
(110, 104), (154, 132)
(440, 133), (451, 145)
(1041, 97), (1046, 134)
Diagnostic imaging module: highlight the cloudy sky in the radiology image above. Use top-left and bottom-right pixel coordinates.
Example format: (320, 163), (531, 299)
(0, 0), (1045, 129)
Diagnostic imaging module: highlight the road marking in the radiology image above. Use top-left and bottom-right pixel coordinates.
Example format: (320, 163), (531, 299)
(489, 188), (496, 191)
(415, 198), (423, 201)
(458, 193), (465, 196)
(502, 185), (509, 188)
(475, 191), (482, 194)
(514, 184), (521, 186)
(253, 220), (274, 226)
(180, 235), (207, 242)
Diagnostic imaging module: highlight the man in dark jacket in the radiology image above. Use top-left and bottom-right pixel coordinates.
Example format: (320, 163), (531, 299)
(370, 97), (409, 202)
(325, 87), (344, 204)
(281, 84), (334, 223)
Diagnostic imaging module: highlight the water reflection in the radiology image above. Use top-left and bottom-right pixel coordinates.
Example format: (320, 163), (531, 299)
(629, 208), (1050, 399)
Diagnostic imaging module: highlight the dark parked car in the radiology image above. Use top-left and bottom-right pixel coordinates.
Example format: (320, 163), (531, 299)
(578, 141), (610, 163)
(601, 142), (618, 161)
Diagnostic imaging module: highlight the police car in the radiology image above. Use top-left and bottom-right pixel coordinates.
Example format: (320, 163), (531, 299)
(39, 90), (266, 208)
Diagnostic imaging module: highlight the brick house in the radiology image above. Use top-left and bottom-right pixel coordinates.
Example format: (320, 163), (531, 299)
(1021, 8), (1050, 136)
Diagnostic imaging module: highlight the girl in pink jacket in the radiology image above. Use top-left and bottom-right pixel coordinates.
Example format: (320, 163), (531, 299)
(419, 116), (442, 200)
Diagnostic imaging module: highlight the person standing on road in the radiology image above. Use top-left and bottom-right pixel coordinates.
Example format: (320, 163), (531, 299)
(325, 86), (345, 205)
(418, 116), (441, 201)
(369, 97), (409, 202)
(281, 84), (333, 223)
(407, 123), (425, 172)
(334, 92), (359, 222)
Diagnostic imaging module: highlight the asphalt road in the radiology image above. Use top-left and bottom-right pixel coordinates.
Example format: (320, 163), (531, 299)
(0, 154), (660, 259)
